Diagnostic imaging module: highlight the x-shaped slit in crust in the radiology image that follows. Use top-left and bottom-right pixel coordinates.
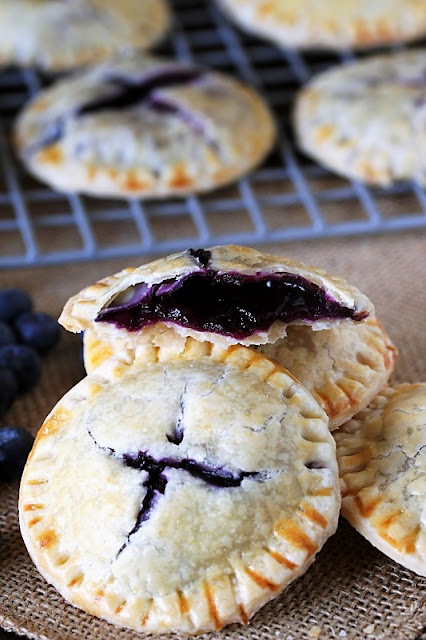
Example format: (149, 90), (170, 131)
(26, 66), (222, 156)
(88, 429), (259, 556)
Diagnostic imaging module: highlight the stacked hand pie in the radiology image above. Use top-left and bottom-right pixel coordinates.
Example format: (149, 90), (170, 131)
(20, 244), (426, 637)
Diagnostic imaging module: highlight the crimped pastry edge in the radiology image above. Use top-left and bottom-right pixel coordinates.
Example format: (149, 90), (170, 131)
(335, 383), (426, 576)
(20, 339), (340, 633)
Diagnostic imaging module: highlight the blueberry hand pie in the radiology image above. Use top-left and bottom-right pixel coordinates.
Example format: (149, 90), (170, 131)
(82, 315), (396, 432)
(14, 56), (275, 198)
(20, 339), (340, 633)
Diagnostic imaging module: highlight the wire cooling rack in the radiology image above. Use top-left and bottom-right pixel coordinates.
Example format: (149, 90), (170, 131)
(1, 0), (426, 268)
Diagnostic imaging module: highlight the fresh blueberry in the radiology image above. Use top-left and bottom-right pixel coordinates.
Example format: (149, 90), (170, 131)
(0, 426), (34, 481)
(0, 345), (42, 392)
(0, 288), (32, 323)
(0, 367), (18, 416)
(14, 311), (60, 354)
(0, 321), (16, 348)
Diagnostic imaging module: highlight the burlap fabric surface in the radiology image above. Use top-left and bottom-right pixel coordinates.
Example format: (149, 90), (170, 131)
(1, 232), (425, 640)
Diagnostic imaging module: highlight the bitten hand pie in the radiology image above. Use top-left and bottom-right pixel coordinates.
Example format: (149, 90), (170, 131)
(64, 245), (386, 431)
(59, 245), (374, 348)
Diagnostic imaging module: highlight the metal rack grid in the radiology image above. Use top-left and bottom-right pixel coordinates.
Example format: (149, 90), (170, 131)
(1, 0), (426, 268)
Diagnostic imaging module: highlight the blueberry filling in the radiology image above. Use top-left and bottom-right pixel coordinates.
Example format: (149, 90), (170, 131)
(28, 66), (210, 156)
(166, 388), (186, 445)
(145, 94), (218, 147)
(123, 451), (257, 488)
(116, 450), (258, 554)
(166, 425), (184, 446)
(117, 463), (168, 555)
(96, 259), (367, 340)
(78, 67), (205, 117)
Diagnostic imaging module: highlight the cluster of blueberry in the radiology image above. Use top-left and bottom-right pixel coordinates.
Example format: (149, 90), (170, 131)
(0, 288), (61, 482)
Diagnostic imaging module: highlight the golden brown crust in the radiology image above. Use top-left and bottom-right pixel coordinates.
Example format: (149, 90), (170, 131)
(20, 338), (340, 633)
(83, 316), (397, 430)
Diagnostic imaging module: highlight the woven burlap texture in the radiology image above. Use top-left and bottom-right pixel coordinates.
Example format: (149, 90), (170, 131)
(1, 233), (426, 640)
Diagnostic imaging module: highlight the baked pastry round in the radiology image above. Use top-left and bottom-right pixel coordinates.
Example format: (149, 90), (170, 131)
(14, 56), (276, 198)
(295, 50), (426, 186)
(335, 383), (426, 576)
(19, 338), (340, 634)
(217, 0), (426, 50)
(0, 0), (171, 71)
(59, 245), (374, 348)
(260, 317), (397, 430)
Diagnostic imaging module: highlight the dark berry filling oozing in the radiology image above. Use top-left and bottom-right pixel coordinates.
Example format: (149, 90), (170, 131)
(124, 450), (257, 488)
(88, 424), (260, 555)
(96, 261), (367, 340)
(116, 450), (258, 554)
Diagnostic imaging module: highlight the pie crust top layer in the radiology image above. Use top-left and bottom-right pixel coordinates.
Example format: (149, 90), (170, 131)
(0, 0), (171, 71)
(14, 56), (275, 198)
(59, 245), (374, 347)
(20, 338), (340, 634)
(335, 383), (426, 576)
